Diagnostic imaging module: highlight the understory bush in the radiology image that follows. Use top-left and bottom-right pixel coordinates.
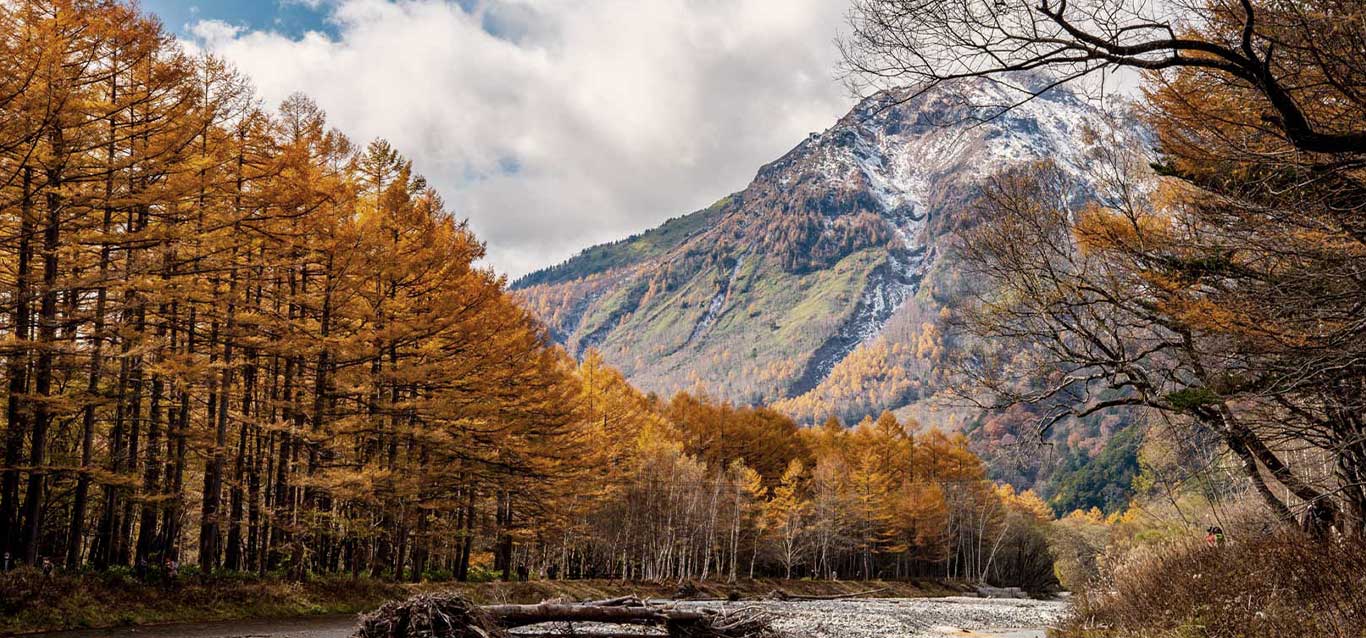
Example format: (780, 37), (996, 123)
(1060, 531), (1366, 638)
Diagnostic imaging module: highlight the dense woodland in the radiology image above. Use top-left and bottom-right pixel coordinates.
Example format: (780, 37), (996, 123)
(537, 355), (1053, 586)
(0, 0), (1053, 588)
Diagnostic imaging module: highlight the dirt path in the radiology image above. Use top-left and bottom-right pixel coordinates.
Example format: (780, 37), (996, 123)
(27, 597), (1066, 638)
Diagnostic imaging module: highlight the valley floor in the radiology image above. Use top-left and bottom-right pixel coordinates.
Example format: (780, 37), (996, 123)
(0, 575), (973, 635)
(17, 596), (1068, 638)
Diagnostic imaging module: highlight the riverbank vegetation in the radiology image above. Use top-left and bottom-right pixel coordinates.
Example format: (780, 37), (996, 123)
(0, 569), (406, 634)
(1063, 531), (1366, 638)
(0, 0), (1053, 598)
(1045, 420), (1366, 636)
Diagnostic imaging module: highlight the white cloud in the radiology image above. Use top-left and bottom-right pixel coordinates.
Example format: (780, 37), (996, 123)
(189, 18), (243, 42)
(190, 0), (854, 278)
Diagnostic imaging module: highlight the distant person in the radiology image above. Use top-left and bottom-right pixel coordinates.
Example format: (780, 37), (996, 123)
(42, 557), (54, 578)
(1301, 499), (1338, 541)
(2, 551), (10, 572)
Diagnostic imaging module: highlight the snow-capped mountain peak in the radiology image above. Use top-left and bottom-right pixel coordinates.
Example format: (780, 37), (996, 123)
(514, 76), (1144, 422)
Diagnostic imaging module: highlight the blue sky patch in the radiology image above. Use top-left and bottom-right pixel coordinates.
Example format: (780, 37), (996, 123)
(143, 0), (336, 39)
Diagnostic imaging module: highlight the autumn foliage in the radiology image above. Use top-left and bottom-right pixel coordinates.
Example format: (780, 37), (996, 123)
(553, 359), (1054, 586)
(0, 0), (1048, 589)
(0, 0), (591, 578)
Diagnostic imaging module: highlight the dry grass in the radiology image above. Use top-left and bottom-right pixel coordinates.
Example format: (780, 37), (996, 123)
(411, 577), (962, 605)
(1060, 532), (1366, 638)
(0, 569), (406, 634)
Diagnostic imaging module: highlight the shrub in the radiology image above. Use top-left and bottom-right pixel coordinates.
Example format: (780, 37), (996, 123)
(424, 568), (454, 582)
(1061, 531), (1366, 638)
(465, 565), (503, 583)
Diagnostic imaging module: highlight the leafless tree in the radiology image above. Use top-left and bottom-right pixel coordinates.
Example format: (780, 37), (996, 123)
(843, 0), (1366, 536)
(840, 0), (1366, 155)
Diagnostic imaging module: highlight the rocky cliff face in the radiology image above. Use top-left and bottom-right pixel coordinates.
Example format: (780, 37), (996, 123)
(514, 77), (1142, 430)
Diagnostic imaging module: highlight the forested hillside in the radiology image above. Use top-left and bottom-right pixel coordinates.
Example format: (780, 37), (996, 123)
(0, 0), (1051, 589)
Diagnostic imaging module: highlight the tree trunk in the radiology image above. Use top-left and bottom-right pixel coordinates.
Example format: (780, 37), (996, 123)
(2, 166), (34, 562)
(21, 126), (65, 564)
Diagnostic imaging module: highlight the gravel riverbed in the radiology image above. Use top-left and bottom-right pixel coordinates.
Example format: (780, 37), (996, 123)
(519, 597), (1069, 638)
(691, 597), (1068, 638)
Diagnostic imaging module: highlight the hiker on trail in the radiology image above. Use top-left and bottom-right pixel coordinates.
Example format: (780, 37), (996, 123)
(42, 557), (53, 578)
(2, 552), (10, 572)
(1204, 526), (1225, 547)
(1301, 499), (1338, 541)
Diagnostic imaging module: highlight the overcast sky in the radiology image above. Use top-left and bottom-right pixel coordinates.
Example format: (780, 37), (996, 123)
(159, 0), (855, 278)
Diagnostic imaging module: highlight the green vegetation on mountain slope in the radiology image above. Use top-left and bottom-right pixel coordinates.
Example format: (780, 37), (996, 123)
(512, 199), (729, 290)
(590, 247), (891, 405)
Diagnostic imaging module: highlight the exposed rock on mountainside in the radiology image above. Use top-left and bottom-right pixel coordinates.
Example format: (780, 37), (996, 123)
(514, 77), (1146, 501)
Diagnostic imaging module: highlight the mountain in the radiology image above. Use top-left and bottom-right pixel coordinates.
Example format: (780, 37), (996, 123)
(513, 77), (1146, 499)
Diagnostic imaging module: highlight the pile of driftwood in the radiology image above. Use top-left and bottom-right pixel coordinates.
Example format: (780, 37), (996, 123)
(353, 593), (779, 638)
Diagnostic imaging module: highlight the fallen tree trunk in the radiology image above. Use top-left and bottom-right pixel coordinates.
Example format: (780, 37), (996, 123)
(354, 593), (777, 638)
(766, 587), (888, 601)
(580, 595), (647, 607)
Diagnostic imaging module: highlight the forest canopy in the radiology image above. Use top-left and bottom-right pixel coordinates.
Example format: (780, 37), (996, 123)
(0, 0), (1049, 589)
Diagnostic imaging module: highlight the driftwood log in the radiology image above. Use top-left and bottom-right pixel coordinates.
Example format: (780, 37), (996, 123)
(765, 587), (889, 601)
(353, 593), (777, 638)
(353, 593), (501, 638)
